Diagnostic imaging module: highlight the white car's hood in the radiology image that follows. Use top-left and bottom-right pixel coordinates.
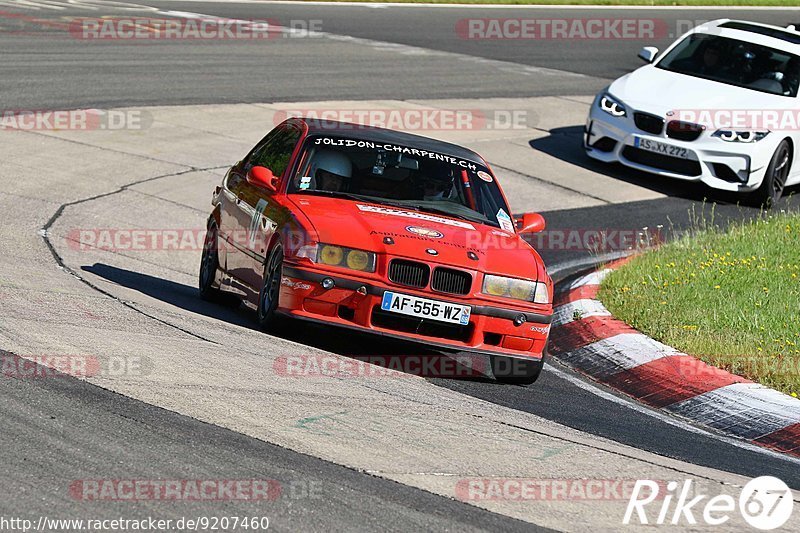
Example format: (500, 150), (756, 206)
(609, 65), (792, 117)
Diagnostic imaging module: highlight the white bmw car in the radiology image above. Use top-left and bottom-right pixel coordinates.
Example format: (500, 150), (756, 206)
(585, 19), (800, 206)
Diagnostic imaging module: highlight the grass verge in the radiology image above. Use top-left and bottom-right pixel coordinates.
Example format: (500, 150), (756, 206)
(598, 211), (800, 396)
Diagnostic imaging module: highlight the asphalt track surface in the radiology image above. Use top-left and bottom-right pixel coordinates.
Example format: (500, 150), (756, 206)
(0, 351), (542, 532)
(2, 1), (800, 531)
(1, 1), (798, 109)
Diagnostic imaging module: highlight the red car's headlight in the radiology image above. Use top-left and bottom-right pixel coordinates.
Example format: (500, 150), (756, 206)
(298, 243), (377, 273)
(482, 274), (549, 304)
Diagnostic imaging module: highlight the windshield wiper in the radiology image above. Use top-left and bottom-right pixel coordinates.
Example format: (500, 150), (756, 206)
(297, 192), (492, 226)
(380, 201), (488, 225)
(417, 206), (488, 224)
(298, 190), (369, 202)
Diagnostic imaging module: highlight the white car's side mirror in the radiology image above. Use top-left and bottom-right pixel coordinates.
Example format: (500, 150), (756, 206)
(637, 46), (659, 63)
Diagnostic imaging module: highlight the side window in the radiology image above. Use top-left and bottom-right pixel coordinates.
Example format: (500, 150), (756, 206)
(248, 125), (302, 179)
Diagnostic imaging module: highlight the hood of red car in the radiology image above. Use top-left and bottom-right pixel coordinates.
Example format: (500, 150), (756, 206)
(289, 195), (546, 280)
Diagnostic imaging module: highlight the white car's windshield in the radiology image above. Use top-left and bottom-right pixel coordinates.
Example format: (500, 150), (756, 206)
(657, 33), (800, 97)
(289, 135), (513, 229)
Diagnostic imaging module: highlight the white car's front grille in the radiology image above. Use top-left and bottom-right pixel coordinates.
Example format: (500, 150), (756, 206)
(633, 112), (664, 135)
(666, 120), (704, 142)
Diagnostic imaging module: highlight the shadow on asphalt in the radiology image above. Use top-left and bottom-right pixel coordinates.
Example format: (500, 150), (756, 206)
(81, 263), (495, 383)
(83, 263), (255, 329)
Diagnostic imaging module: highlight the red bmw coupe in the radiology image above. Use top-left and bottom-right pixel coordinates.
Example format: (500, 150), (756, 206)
(200, 118), (552, 383)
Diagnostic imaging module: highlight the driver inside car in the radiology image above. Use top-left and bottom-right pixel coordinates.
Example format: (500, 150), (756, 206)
(782, 56), (800, 95)
(673, 40), (726, 76)
(421, 174), (454, 201)
(306, 150), (353, 192)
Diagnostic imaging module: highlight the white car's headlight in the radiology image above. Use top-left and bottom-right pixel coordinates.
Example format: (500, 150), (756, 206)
(482, 275), (549, 304)
(599, 94), (627, 118)
(712, 130), (769, 143)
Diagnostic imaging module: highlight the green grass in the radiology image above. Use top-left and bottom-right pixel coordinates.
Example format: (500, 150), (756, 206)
(598, 211), (800, 396)
(309, 1), (800, 6)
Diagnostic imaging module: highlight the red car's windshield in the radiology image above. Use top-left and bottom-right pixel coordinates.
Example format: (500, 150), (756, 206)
(288, 135), (514, 230)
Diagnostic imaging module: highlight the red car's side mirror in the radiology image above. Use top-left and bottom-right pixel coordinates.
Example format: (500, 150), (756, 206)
(247, 166), (278, 192)
(518, 213), (546, 234)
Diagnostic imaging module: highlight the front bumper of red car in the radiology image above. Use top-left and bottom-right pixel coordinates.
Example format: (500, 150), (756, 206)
(278, 265), (552, 359)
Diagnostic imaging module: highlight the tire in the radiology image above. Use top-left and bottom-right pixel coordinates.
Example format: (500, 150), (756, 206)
(750, 139), (791, 209)
(257, 244), (283, 330)
(199, 218), (222, 301)
(490, 355), (544, 385)
(199, 218), (240, 307)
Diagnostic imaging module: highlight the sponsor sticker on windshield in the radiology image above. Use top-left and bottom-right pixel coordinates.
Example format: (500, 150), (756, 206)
(357, 204), (475, 230)
(496, 209), (515, 233)
(477, 170), (493, 183)
(299, 176), (312, 190)
(313, 137), (479, 171)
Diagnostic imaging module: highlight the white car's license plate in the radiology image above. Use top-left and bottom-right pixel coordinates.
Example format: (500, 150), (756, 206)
(634, 137), (691, 159)
(381, 291), (471, 325)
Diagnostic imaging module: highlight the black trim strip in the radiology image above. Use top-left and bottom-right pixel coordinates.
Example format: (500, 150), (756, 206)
(284, 266), (384, 295)
(283, 267), (552, 324)
(276, 311), (544, 361)
(222, 232), (264, 263)
(471, 306), (552, 325)
(584, 120), (593, 149)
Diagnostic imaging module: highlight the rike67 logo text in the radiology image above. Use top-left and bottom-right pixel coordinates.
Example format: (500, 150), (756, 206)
(624, 477), (793, 529)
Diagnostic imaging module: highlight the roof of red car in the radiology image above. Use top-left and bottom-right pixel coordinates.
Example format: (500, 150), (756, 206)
(296, 117), (488, 167)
